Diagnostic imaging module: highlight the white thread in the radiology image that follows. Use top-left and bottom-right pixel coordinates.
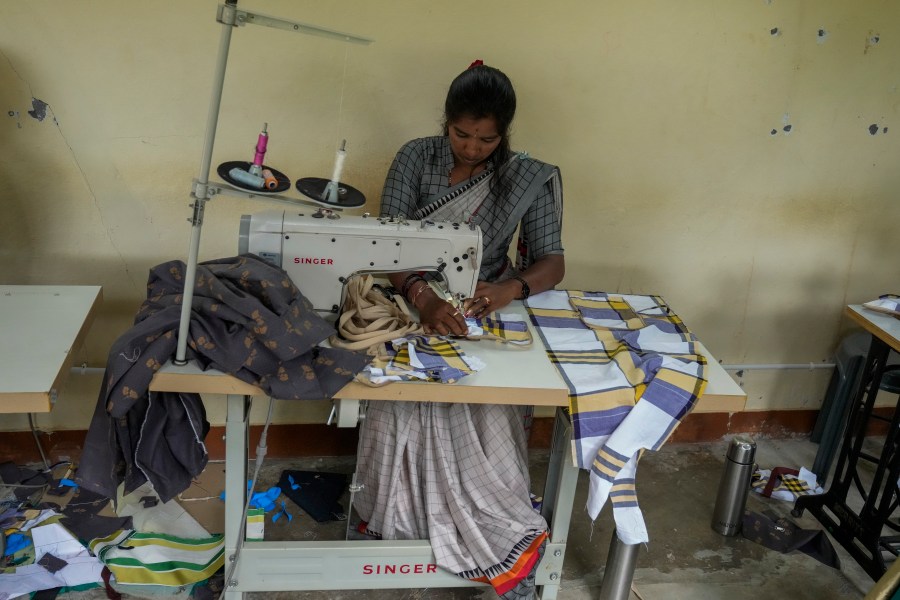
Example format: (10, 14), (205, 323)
(119, 348), (141, 363)
(335, 46), (349, 144)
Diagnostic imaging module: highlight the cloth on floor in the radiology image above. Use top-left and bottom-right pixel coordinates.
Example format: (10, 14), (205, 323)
(114, 482), (209, 539)
(58, 514), (132, 545)
(59, 488), (111, 519)
(277, 471), (347, 522)
(77, 254), (370, 503)
(354, 400), (547, 597)
(751, 466), (824, 501)
(89, 530), (224, 589)
(35, 553), (67, 574)
(526, 290), (707, 545)
(361, 335), (483, 385)
(0, 463), (50, 503)
(0, 518), (105, 599)
(742, 510), (840, 568)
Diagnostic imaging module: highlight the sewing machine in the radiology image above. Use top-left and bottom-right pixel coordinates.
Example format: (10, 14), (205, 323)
(239, 209), (483, 313)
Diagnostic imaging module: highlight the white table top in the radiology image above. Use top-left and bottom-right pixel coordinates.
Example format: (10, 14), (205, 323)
(151, 301), (746, 412)
(0, 285), (103, 413)
(847, 304), (900, 353)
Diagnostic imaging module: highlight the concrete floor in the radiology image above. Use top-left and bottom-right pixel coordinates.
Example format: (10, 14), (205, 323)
(20, 436), (890, 599)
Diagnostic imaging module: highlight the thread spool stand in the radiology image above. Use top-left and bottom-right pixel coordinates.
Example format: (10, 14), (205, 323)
(175, 1), (372, 365)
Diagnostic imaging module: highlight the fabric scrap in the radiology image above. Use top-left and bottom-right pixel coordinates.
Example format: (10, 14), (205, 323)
(277, 471), (347, 523)
(751, 466), (823, 502)
(90, 530), (224, 588)
(36, 553), (67, 574)
(363, 335), (482, 385)
(742, 510), (840, 568)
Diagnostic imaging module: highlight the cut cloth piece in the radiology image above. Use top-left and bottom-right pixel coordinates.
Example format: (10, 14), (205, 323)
(465, 313), (533, 346)
(361, 335), (483, 385)
(751, 466), (824, 501)
(89, 530), (224, 589)
(862, 295), (900, 317)
(527, 290), (707, 544)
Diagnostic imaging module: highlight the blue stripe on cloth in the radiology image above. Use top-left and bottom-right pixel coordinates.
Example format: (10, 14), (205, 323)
(590, 462), (617, 483)
(642, 371), (705, 421)
(528, 314), (589, 330)
(572, 407), (631, 439)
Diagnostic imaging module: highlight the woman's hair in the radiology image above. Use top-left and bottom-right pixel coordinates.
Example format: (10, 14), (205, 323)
(442, 64), (517, 194)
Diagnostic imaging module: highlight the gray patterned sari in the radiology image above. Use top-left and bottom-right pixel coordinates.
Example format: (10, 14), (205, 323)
(353, 136), (565, 598)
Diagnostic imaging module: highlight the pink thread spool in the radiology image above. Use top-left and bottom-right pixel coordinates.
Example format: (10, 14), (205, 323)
(249, 123), (268, 176)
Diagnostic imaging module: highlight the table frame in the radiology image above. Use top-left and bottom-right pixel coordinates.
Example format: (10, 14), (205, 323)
(794, 305), (900, 579)
(150, 301), (745, 598)
(0, 285), (102, 414)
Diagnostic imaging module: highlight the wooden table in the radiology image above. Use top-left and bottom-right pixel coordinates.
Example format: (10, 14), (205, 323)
(0, 286), (102, 413)
(150, 300), (745, 599)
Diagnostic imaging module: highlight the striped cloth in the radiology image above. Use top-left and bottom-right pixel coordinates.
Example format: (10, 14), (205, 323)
(862, 294), (900, 317)
(526, 290), (708, 544)
(89, 530), (224, 589)
(363, 335), (483, 384)
(465, 313), (533, 346)
(751, 466), (824, 502)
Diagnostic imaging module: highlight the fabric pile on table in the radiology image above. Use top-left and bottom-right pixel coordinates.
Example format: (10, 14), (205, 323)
(361, 335), (484, 384)
(77, 254), (369, 504)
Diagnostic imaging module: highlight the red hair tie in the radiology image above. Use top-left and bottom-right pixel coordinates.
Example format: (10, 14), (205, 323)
(468, 59), (484, 69)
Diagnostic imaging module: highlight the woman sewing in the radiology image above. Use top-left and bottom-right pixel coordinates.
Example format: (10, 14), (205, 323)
(354, 61), (565, 599)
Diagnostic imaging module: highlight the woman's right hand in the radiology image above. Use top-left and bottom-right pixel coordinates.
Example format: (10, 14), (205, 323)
(417, 289), (468, 336)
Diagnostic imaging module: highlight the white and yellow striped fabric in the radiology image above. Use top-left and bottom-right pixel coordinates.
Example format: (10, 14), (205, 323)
(363, 335), (483, 384)
(89, 530), (224, 588)
(527, 290), (707, 544)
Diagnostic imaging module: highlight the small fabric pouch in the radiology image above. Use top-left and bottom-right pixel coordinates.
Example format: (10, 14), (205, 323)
(465, 313), (533, 346)
(862, 294), (900, 317)
(741, 510), (840, 568)
(568, 295), (645, 330)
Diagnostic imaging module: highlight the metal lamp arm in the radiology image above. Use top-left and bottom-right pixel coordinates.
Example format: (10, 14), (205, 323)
(174, 1), (371, 365)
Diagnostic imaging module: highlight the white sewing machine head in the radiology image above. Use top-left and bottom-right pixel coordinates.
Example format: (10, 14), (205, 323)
(239, 209), (483, 314)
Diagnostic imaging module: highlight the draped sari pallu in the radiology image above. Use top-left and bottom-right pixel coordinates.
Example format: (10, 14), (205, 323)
(526, 290), (708, 544)
(413, 152), (562, 279)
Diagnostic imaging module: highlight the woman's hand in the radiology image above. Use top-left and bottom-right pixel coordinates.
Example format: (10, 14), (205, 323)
(463, 280), (520, 318)
(418, 289), (468, 336)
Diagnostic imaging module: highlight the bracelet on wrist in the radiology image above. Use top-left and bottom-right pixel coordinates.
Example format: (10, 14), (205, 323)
(410, 281), (430, 308)
(512, 275), (531, 300)
(401, 273), (425, 298)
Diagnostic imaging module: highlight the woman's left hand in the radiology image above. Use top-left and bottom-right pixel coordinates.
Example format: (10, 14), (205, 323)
(462, 280), (520, 318)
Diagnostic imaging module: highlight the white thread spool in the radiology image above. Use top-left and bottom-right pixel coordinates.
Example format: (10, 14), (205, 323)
(322, 139), (347, 204)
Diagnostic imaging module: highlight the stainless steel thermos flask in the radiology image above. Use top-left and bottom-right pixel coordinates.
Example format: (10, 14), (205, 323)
(711, 435), (756, 536)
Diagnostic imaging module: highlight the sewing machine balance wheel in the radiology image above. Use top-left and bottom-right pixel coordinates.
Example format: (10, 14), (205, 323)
(217, 161), (292, 193)
(296, 177), (366, 208)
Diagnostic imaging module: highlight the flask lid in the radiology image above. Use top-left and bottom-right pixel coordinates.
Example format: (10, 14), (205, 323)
(726, 435), (756, 464)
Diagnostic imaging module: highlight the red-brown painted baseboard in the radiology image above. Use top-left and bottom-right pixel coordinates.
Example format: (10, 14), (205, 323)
(0, 409), (892, 464)
(1, 408), (888, 466)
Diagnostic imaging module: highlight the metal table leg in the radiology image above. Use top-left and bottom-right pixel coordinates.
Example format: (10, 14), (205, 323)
(223, 393), (250, 600)
(794, 336), (900, 579)
(537, 407), (580, 600)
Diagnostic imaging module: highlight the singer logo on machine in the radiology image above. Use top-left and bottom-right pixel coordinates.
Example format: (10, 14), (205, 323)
(362, 563), (438, 575)
(293, 257), (335, 265)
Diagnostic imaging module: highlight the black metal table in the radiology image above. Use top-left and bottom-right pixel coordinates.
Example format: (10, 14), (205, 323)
(793, 304), (900, 579)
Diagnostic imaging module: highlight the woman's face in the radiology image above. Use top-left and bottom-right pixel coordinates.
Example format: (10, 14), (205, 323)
(447, 115), (502, 168)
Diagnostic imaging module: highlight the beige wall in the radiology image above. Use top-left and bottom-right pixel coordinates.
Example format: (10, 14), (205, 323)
(1, 1), (898, 431)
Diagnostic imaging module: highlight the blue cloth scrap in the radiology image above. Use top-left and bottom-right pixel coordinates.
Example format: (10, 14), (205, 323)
(4, 532), (31, 556)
